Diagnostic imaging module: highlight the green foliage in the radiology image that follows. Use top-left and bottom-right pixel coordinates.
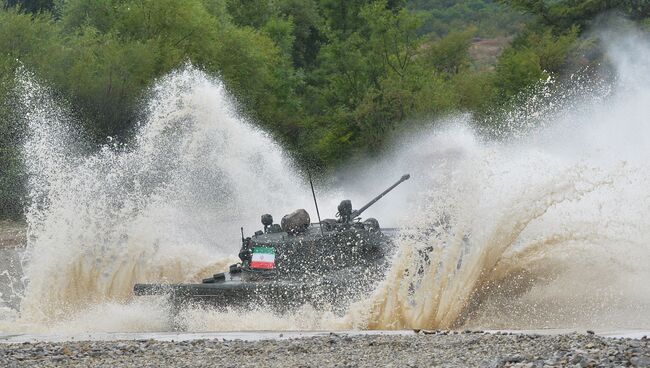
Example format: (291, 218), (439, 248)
(3, 0), (54, 13)
(499, 0), (650, 30)
(320, 0), (373, 36)
(451, 71), (495, 112)
(310, 0), (430, 158)
(641, 17), (650, 30)
(494, 48), (545, 100)
(59, 0), (120, 33)
(264, 16), (296, 57)
(424, 28), (475, 74)
(0, 9), (62, 219)
(61, 29), (160, 138)
(362, 2), (422, 79)
(1, 0), (644, 218)
(0, 57), (24, 219)
(410, 0), (526, 37)
(276, 0), (323, 69)
(522, 27), (578, 72)
(226, 0), (272, 28)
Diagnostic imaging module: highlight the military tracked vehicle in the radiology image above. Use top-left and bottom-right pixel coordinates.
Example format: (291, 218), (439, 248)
(133, 174), (410, 314)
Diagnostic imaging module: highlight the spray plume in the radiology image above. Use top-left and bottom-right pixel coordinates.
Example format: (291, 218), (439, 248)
(2, 30), (650, 333)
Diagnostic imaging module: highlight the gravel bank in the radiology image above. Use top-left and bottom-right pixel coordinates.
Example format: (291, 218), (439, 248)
(2, 331), (649, 367)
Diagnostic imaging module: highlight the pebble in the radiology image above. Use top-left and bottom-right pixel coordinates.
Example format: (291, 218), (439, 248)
(0, 333), (648, 367)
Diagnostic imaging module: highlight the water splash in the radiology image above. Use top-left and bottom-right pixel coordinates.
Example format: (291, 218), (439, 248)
(4, 30), (650, 334)
(340, 30), (650, 330)
(8, 66), (311, 330)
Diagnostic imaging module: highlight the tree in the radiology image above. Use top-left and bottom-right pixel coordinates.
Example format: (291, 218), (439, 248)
(0, 57), (25, 219)
(277, 0), (324, 69)
(0, 9), (62, 219)
(225, 0), (273, 28)
(494, 48), (546, 100)
(424, 28), (475, 74)
(362, 1), (421, 79)
(4, 0), (54, 13)
(499, 0), (650, 30)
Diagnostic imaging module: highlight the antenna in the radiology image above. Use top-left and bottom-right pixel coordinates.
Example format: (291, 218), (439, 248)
(308, 170), (324, 235)
(240, 227), (245, 244)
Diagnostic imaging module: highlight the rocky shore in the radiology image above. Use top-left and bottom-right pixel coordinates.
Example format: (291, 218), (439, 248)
(2, 331), (649, 368)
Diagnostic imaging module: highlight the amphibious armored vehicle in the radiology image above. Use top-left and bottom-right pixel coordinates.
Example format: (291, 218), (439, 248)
(133, 174), (410, 313)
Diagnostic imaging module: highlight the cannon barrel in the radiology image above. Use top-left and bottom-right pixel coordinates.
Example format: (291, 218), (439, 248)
(352, 174), (410, 219)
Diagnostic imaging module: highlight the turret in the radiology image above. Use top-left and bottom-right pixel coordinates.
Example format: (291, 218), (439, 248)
(337, 174), (410, 222)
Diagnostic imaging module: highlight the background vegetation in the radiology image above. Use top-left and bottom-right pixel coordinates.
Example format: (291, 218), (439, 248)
(0, 0), (647, 219)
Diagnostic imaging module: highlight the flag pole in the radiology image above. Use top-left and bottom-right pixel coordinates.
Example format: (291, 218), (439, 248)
(308, 169), (324, 236)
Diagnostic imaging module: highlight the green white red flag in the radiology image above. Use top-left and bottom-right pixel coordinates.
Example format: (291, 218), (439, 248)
(250, 247), (275, 269)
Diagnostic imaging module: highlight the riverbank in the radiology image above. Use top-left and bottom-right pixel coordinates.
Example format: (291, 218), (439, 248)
(0, 220), (25, 248)
(1, 331), (648, 367)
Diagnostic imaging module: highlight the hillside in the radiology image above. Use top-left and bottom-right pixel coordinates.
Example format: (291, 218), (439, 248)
(1, 0), (649, 219)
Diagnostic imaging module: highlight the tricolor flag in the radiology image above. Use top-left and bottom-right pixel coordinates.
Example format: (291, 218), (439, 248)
(250, 247), (275, 269)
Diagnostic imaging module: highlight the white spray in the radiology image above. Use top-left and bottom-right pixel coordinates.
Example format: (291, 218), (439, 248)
(6, 66), (312, 332)
(341, 30), (650, 330)
(3, 30), (650, 334)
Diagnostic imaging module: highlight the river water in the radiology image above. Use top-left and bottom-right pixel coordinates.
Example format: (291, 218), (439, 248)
(2, 30), (650, 335)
